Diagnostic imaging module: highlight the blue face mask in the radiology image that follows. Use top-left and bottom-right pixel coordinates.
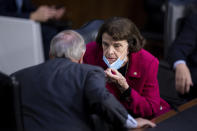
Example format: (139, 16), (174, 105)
(103, 55), (127, 70)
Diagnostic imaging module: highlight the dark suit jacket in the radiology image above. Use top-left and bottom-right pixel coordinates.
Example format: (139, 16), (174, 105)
(12, 58), (129, 131)
(168, 13), (197, 85)
(0, 0), (36, 18)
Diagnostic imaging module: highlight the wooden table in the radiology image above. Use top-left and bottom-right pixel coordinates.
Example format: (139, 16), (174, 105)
(130, 98), (197, 131)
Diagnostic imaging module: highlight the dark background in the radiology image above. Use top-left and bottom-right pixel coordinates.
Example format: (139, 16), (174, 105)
(32, 0), (164, 59)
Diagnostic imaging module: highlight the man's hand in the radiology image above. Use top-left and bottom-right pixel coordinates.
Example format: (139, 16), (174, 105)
(104, 68), (129, 93)
(30, 5), (66, 22)
(175, 63), (193, 94)
(135, 118), (156, 128)
(30, 5), (57, 22)
(53, 7), (65, 20)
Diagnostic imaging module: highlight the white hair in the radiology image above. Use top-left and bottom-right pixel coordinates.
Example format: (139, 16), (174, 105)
(50, 30), (86, 60)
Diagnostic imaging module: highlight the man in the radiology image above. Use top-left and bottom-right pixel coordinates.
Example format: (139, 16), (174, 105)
(0, 0), (71, 60)
(12, 30), (155, 131)
(167, 13), (197, 99)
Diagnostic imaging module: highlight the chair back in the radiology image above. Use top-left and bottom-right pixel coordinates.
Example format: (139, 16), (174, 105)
(12, 76), (24, 131)
(0, 16), (44, 75)
(76, 20), (104, 44)
(164, 0), (197, 57)
(0, 72), (23, 131)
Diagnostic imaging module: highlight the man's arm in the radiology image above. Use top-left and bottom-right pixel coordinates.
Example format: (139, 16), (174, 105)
(29, 6), (57, 22)
(168, 14), (197, 94)
(84, 67), (155, 129)
(0, 0), (64, 22)
(168, 14), (197, 65)
(135, 118), (156, 128)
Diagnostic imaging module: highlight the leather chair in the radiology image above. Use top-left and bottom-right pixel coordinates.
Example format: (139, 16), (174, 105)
(164, 0), (197, 57)
(0, 16), (44, 75)
(12, 76), (24, 131)
(0, 72), (23, 131)
(76, 20), (104, 44)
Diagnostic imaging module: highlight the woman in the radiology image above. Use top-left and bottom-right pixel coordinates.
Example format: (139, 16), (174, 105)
(83, 17), (170, 119)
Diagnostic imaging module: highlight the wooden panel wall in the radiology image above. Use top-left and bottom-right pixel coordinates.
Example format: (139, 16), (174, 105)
(32, 0), (147, 29)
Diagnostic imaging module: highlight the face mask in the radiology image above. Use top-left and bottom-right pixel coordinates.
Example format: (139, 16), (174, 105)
(103, 55), (127, 70)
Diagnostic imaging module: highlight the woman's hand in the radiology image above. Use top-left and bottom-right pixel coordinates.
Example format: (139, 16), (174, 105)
(104, 68), (129, 92)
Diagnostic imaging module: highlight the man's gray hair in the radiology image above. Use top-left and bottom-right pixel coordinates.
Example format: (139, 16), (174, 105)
(50, 30), (86, 60)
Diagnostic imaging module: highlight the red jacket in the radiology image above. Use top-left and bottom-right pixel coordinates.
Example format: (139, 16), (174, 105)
(84, 42), (170, 118)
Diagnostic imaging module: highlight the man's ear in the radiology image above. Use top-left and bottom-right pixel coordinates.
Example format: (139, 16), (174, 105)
(79, 52), (85, 64)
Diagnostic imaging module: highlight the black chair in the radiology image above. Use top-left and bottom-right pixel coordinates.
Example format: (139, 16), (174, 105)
(0, 72), (23, 131)
(76, 20), (104, 44)
(164, 0), (197, 57)
(12, 76), (24, 131)
(158, 60), (187, 108)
